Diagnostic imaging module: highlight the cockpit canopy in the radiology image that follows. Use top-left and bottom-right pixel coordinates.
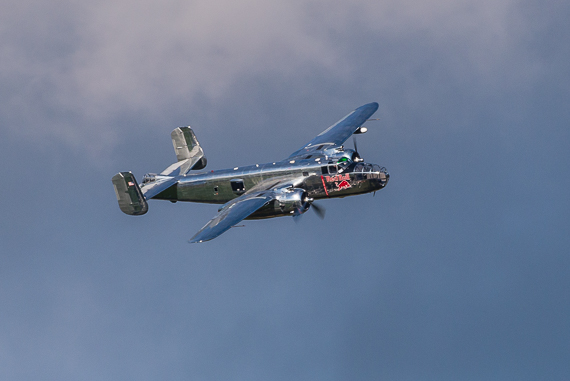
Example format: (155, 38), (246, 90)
(340, 161), (389, 176)
(321, 156), (388, 175)
(352, 163), (387, 174)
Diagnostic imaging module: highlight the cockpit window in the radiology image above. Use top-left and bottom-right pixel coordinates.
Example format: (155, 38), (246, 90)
(354, 163), (365, 172)
(336, 157), (351, 172)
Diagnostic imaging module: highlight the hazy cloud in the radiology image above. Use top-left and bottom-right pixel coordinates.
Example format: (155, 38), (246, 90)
(1, 1), (569, 379)
(1, 0), (552, 159)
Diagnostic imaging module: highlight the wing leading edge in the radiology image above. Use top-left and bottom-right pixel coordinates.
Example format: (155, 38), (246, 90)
(140, 176), (178, 200)
(288, 102), (378, 158)
(189, 175), (306, 243)
(189, 194), (273, 243)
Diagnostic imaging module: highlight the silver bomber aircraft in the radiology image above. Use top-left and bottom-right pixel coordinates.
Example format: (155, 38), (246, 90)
(112, 102), (389, 243)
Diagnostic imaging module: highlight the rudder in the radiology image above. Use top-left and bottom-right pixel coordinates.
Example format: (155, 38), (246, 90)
(111, 172), (148, 215)
(161, 126), (207, 176)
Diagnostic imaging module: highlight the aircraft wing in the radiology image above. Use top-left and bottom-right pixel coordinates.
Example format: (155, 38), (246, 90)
(189, 175), (305, 243)
(189, 193), (273, 243)
(288, 102), (378, 159)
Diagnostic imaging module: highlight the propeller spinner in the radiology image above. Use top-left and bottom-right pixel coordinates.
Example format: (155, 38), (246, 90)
(294, 195), (326, 221)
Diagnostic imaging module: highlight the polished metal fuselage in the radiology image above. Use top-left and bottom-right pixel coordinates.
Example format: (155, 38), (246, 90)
(153, 158), (389, 216)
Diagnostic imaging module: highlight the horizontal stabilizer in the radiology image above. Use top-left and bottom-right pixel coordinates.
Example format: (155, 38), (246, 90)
(139, 174), (177, 200)
(161, 127), (207, 176)
(111, 172), (148, 215)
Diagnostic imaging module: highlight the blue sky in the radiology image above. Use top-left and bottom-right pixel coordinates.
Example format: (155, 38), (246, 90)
(1, 0), (569, 379)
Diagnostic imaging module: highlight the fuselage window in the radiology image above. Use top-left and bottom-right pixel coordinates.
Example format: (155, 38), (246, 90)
(230, 179), (246, 194)
(321, 166), (329, 175)
(328, 165), (337, 174)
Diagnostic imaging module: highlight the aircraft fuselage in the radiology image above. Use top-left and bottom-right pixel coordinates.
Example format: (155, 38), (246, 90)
(113, 102), (389, 242)
(152, 158), (389, 213)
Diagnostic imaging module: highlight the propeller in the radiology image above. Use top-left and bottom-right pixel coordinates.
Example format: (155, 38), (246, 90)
(352, 136), (364, 162)
(310, 202), (326, 219)
(294, 196), (326, 222)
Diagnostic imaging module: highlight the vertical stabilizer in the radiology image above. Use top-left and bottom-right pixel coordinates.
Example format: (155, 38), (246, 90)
(161, 127), (207, 176)
(111, 172), (148, 215)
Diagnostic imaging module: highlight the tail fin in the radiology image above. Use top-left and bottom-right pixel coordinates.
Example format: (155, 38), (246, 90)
(161, 127), (207, 176)
(111, 172), (148, 215)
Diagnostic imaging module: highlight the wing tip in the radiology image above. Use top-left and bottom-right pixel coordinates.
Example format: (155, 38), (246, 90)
(358, 102), (379, 111)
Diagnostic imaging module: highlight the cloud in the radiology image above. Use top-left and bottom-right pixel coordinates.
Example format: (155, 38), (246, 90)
(0, 0), (548, 160)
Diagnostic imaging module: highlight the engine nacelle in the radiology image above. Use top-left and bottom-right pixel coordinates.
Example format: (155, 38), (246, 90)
(274, 188), (310, 215)
(246, 188), (312, 220)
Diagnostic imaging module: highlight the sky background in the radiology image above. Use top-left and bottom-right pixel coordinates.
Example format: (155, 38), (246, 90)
(1, 0), (569, 379)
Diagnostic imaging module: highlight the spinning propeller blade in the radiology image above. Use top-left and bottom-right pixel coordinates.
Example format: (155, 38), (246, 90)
(294, 197), (326, 222)
(311, 202), (326, 220)
(352, 136), (364, 162)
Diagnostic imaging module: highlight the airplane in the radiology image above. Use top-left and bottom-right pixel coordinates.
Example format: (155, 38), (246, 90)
(112, 102), (389, 243)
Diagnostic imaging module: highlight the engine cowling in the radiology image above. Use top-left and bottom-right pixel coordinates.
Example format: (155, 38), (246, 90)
(246, 188), (313, 220)
(274, 188), (310, 215)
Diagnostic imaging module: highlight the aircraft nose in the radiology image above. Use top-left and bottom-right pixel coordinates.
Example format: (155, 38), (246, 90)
(379, 167), (389, 186)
